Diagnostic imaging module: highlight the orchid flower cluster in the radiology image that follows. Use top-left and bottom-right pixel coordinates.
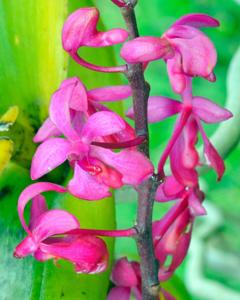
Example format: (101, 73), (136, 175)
(14, 2), (232, 300)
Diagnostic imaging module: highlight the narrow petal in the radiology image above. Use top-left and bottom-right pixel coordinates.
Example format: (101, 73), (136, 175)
(33, 118), (61, 143)
(40, 235), (108, 274)
(88, 85), (131, 102)
(81, 111), (126, 144)
(188, 190), (206, 216)
(171, 13), (220, 28)
(127, 96), (182, 123)
(18, 182), (66, 232)
(91, 147), (154, 185)
(111, 258), (138, 287)
(166, 52), (186, 94)
(50, 84), (81, 141)
(193, 96), (233, 123)
(107, 287), (131, 300)
(68, 163), (111, 200)
(121, 37), (173, 63)
(197, 120), (225, 180)
(31, 138), (71, 180)
(170, 119), (199, 187)
(29, 195), (48, 230)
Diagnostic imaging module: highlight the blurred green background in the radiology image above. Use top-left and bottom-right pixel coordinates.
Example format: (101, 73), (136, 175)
(0, 0), (240, 299)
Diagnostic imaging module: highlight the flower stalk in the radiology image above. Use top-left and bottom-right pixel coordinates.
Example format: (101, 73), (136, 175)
(122, 3), (161, 299)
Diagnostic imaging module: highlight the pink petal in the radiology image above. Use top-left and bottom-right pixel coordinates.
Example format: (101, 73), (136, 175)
(170, 230), (192, 272)
(107, 287), (131, 300)
(166, 52), (186, 94)
(33, 118), (61, 143)
(156, 208), (193, 281)
(62, 8), (99, 52)
(31, 138), (71, 180)
(170, 119), (199, 187)
(155, 176), (184, 202)
(40, 235), (108, 274)
(68, 163), (111, 200)
(111, 0), (128, 8)
(111, 258), (138, 287)
(14, 236), (38, 258)
(193, 96), (233, 123)
(59, 77), (88, 111)
(91, 147), (154, 185)
(62, 8), (128, 59)
(165, 25), (197, 39)
(168, 25), (217, 79)
(188, 190), (206, 216)
(80, 111), (126, 144)
(127, 96), (182, 123)
(32, 209), (80, 242)
(90, 158), (123, 189)
(29, 195), (48, 230)
(110, 121), (136, 144)
(18, 182), (66, 233)
(87, 85), (131, 102)
(49, 84), (81, 141)
(172, 13), (219, 28)
(197, 119), (225, 180)
(121, 37), (173, 63)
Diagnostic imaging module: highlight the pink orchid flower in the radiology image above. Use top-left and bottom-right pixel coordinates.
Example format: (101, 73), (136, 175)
(31, 109), (154, 200)
(156, 175), (206, 217)
(127, 81), (232, 180)
(14, 182), (108, 274)
(121, 13), (219, 93)
(34, 77), (134, 145)
(153, 200), (194, 282)
(107, 257), (175, 300)
(156, 117), (206, 216)
(62, 8), (128, 72)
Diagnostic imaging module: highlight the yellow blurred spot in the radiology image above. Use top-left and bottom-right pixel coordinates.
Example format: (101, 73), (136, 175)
(0, 106), (19, 173)
(0, 106), (19, 131)
(0, 139), (13, 174)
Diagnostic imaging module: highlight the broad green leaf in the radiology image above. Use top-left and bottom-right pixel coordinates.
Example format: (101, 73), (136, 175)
(0, 0), (122, 299)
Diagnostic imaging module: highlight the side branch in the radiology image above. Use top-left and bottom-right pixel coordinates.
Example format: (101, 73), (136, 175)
(121, 4), (160, 300)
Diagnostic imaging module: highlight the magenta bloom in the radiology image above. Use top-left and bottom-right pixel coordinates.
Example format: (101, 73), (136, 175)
(127, 83), (232, 180)
(34, 77), (133, 144)
(62, 8), (128, 72)
(153, 200), (194, 281)
(121, 14), (219, 93)
(107, 257), (175, 300)
(14, 182), (108, 274)
(31, 108), (153, 200)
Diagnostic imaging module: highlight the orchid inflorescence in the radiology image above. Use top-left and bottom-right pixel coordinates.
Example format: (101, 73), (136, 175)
(14, 2), (232, 300)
